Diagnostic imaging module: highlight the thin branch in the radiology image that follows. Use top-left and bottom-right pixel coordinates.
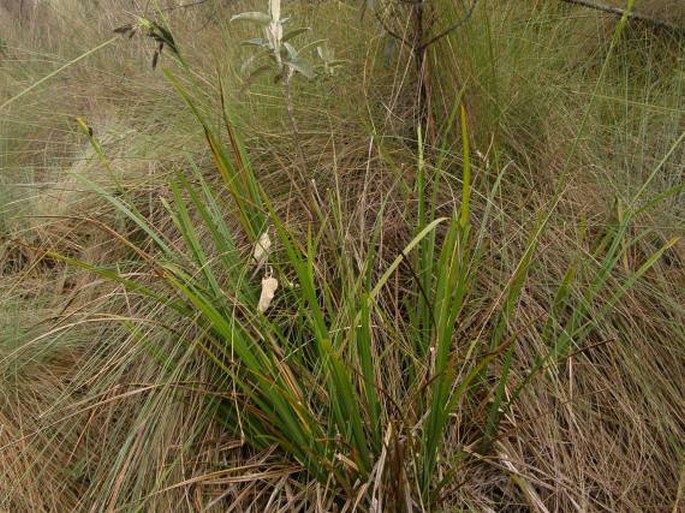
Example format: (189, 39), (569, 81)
(419, 0), (478, 50)
(374, 5), (413, 48)
(374, 0), (479, 51)
(559, 0), (683, 33)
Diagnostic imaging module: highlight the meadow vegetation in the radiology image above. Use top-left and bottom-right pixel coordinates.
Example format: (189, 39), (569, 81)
(0, 0), (683, 511)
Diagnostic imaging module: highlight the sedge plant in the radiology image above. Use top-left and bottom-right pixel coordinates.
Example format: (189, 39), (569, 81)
(57, 67), (529, 509)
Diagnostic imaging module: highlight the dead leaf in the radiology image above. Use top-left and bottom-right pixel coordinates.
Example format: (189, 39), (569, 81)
(258, 275), (278, 313)
(252, 231), (271, 267)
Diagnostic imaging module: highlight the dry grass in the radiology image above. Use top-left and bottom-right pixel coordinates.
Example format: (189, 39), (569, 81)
(1, 0), (683, 511)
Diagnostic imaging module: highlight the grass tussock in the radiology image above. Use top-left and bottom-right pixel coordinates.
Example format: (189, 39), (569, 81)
(1, 0), (683, 511)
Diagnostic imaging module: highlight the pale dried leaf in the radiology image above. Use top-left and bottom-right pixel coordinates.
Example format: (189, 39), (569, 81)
(258, 276), (279, 313)
(252, 231), (271, 267)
